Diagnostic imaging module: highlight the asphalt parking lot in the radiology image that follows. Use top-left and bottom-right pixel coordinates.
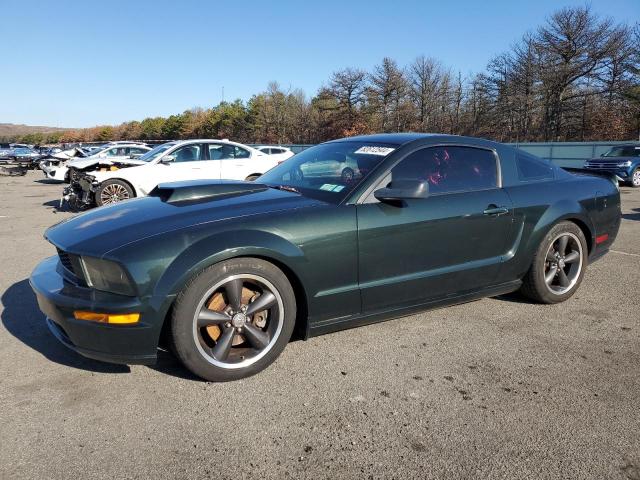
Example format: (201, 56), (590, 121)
(0, 171), (638, 479)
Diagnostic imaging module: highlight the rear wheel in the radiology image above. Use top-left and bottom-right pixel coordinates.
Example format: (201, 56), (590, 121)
(95, 179), (134, 206)
(170, 258), (296, 381)
(520, 221), (587, 304)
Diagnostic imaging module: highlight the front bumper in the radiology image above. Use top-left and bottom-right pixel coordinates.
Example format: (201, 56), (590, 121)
(40, 162), (68, 181)
(30, 256), (162, 365)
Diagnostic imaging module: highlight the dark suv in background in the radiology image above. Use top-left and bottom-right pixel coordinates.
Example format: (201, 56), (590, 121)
(584, 145), (640, 187)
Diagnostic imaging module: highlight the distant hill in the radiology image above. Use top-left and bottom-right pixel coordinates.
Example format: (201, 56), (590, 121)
(0, 123), (70, 140)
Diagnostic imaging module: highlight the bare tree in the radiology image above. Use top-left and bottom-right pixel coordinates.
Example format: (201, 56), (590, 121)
(368, 57), (408, 132)
(408, 55), (444, 132)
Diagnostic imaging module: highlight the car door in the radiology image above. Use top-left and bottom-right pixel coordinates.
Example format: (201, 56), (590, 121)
(219, 145), (254, 179)
(357, 145), (514, 313)
(161, 143), (204, 182)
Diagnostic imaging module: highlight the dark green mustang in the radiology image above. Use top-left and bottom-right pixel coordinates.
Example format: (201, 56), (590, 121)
(30, 134), (621, 381)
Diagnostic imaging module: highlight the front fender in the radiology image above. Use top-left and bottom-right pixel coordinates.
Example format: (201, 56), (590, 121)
(154, 229), (306, 299)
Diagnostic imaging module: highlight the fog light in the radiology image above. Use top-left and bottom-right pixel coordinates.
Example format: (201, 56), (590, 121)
(74, 311), (140, 324)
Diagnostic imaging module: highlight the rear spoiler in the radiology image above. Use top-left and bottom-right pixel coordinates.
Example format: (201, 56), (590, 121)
(561, 167), (619, 187)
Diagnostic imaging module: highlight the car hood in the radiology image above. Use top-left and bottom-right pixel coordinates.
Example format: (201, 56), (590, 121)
(68, 157), (147, 169)
(46, 182), (325, 257)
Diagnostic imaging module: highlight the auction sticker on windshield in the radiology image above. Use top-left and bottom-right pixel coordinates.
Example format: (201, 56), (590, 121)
(319, 184), (345, 192)
(354, 146), (395, 156)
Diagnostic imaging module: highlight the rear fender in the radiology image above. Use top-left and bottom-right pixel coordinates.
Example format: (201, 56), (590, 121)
(516, 199), (595, 275)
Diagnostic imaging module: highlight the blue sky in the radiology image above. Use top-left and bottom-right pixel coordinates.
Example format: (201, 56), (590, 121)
(2, 0), (638, 128)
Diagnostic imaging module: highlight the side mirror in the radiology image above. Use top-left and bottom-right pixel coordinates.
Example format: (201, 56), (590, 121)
(161, 154), (176, 164)
(374, 179), (429, 202)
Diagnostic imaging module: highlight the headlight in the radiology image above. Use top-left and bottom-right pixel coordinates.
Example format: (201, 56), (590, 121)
(618, 161), (632, 167)
(80, 256), (136, 296)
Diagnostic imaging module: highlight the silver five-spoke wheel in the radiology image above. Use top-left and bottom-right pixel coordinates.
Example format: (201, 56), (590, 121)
(192, 274), (284, 369)
(543, 232), (583, 295)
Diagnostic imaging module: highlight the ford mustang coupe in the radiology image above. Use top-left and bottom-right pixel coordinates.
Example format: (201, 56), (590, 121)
(30, 134), (621, 381)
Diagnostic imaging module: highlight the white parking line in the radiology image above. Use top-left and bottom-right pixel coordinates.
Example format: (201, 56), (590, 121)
(610, 249), (640, 258)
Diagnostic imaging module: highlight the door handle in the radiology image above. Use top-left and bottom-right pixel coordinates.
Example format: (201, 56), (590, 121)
(483, 205), (509, 216)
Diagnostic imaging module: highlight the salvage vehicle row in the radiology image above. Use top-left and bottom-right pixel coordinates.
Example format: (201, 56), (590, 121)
(62, 139), (284, 208)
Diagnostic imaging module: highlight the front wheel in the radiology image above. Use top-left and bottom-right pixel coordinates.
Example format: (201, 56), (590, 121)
(95, 179), (134, 206)
(629, 167), (640, 188)
(170, 258), (297, 381)
(520, 221), (588, 304)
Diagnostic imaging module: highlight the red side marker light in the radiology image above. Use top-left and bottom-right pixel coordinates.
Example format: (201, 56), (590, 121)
(595, 233), (608, 245)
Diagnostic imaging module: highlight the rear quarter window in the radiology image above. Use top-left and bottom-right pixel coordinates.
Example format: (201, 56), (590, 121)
(516, 152), (554, 182)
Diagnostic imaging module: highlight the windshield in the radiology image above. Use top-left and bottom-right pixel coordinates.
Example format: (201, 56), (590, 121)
(258, 141), (396, 203)
(138, 143), (175, 162)
(602, 146), (640, 158)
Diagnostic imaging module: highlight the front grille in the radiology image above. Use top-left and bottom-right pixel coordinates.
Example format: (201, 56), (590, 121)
(584, 163), (619, 170)
(57, 248), (74, 271)
(56, 248), (86, 285)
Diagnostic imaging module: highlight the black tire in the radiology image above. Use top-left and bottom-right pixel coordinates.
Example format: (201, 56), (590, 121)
(629, 167), (640, 188)
(95, 179), (134, 207)
(520, 221), (588, 304)
(170, 258), (297, 382)
(245, 174), (261, 181)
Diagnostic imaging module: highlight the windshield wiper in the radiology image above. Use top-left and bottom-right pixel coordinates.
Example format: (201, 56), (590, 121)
(270, 185), (301, 194)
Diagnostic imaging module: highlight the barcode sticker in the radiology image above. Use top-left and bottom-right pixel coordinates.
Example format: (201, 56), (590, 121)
(354, 146), (395, 156)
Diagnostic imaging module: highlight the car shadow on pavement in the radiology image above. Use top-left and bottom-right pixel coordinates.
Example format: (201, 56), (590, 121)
(1, 279), (130, 374)
(493, 291), (532, 304)
(622, 207), (640, 222)
(34, 179), (63, 185)
(42, 199), (61, 208)
(149, 350), (201, 381)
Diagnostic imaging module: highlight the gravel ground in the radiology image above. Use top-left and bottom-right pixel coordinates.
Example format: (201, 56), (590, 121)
(0, 171), (638, 480)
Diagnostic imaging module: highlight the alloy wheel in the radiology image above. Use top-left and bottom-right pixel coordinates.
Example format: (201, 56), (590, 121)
(633, 169), (640, 187)
(192, 274), (284, 369)
(543, 232), (583, 295)
(100, 183), (130, 204)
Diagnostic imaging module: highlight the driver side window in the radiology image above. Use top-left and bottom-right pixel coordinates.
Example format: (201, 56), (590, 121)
(172, 145), (201, 162)
(390, 146), (498, 195)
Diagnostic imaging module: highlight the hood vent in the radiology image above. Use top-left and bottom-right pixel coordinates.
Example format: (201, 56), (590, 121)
(150, 180), (269, 203)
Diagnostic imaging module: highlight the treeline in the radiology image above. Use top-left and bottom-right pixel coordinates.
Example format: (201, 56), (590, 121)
(12, 6), (640, 145)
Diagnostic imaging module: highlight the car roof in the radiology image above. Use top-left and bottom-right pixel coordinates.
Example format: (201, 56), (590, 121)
(329, 133), (444, 146)
(170, 139), (259, 150)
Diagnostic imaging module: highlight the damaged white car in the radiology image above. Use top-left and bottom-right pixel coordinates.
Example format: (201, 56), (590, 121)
(62, 139), (280, 209)
(41, 143), (151, 182)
